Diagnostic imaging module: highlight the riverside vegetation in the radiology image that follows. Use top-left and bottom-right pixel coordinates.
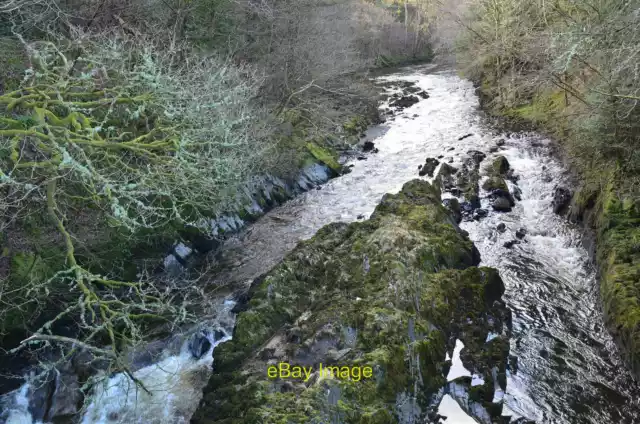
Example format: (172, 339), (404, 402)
(0, 0), (435, 415)
(447, 0), (640, 381)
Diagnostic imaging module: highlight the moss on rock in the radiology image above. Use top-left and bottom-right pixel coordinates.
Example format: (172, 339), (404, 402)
(597, 177), (640, 377)
(482, 176), (509, 193)
(343, 115), (369, 137)
(306, 142), (342, 174)
(193, 180), (511, 423)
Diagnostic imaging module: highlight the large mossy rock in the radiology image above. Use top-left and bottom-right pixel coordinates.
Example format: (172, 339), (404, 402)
(193, 180), (511, 424)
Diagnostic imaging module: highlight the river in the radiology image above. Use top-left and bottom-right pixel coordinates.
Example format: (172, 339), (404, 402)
(3, 64), (640, 424)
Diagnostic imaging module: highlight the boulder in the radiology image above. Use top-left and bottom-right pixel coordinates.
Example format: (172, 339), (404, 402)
(467, 150), (486, 164)
(443, 198), (462, 223)
(189, 332), (213, 359)
(490, 156), (510, 175)
(503, 240), (520, 249)
(46, 372), (81, 420)
(389, 95), (420, 109)
(455, 163), (481, 208)
(362, 141), (375, 152)
(496, 223), (506, 233)
(515, 228), (527, 239)
(492, 196), (512, 212)
(434, 163), (459, 192)
(552, 186), (572, 214)
(482, 176), (509, 193)
(193, 180), (512, 424)
(419, 157), (440, 177)
(473, 208), (489, 220)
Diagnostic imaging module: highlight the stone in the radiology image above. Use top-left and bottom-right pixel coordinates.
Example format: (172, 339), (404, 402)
(47, 372), (81, 420)
(417, 90), (429, 99)
(362, 141), (375, 152)
(552, 186), (572, 214)
(496, 223), (506, 232)
(482, 176), (509, 193)
(442, 198), (462, 223)
(503, 240), (520, 248)
(492, 197), (512, 212)
(458, 133), (474, 141)
(467, 150), (486, 164)
(389, 95), (420, 109)
(419, 158), (440, 177)
(491, 156), (510, 175)
(515, 228), (527, 239)
(189, 332), (212, 359)
(496, 139), (505, 146)
(473, 208), (488, 220)
(512, 186), (523, 201)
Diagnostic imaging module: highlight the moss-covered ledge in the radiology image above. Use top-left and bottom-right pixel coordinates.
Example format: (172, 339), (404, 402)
(192, 180), (511, 423)
(594, 174), (640, 376)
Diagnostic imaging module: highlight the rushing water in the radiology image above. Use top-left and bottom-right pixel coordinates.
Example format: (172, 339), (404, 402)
(3, 64), (640, 423)
(209, 64), (640, 423)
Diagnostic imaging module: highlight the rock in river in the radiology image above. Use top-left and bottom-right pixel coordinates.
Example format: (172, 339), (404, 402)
(552, 186), (572, 215)
(389, 95), (420, 109)
(362, 141), (375, 152)
(419, 157), (440, 177)
(192, 180), (512, 424)
(492, 196), (512, 212)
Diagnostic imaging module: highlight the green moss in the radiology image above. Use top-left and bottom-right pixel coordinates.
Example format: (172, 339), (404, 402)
(343, 115), (368, 136)
(502, 89), (566, 129)
(306, 141), (342, 173)
(597, 176), (640, 375)
(488, 156), (510, 175)
(482, 176), (509, 192)
(193, 180), (510, 423)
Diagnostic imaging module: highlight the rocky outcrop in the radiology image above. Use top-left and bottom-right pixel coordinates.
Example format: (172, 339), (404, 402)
(193, 180), (512, 424)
